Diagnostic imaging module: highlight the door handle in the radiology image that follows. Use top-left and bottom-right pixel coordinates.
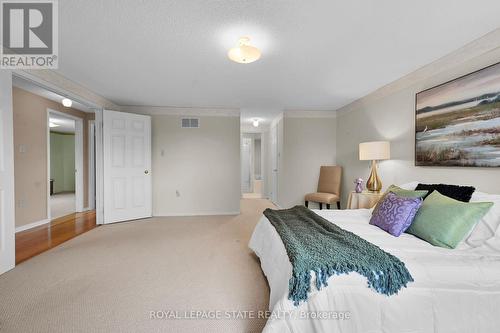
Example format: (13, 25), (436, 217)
(144, 170), (149, 174)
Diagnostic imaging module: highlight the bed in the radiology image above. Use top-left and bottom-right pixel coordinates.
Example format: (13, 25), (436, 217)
(249, 207), (500, 333)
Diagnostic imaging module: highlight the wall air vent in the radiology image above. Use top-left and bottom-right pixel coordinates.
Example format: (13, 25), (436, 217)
(181, 118), (199, 128)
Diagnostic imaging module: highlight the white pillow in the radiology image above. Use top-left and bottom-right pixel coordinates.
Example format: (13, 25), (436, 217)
(398, 181), (419, 190)
(463, 191), (500, 248)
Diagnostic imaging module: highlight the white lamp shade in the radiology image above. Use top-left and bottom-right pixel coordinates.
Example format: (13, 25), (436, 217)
(359, 141), (390, 161)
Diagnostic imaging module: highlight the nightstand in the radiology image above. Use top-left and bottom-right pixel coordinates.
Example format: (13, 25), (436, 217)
(347, 191), (384, 209)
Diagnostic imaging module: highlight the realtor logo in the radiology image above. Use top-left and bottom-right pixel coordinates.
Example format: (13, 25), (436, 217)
(1, 0), (58, 68)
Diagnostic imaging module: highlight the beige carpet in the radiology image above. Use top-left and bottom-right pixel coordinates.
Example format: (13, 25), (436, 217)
(0, 199), (275, 333)
(242, 193), (262, 199)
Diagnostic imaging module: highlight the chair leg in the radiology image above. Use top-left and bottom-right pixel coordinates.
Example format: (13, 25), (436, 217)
(305, 201), (308, 208)
(337, 201), (341, 210)
(319, 203), (323, 210)
(326, 204), (330, 209)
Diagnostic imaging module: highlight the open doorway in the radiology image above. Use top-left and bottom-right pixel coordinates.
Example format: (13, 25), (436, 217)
(47, 111), (82, 219)
(240, 109), (282, 204)
(241, 133), (263, 199)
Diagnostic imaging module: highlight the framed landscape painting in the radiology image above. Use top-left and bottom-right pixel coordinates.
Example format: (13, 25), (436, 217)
(415, 62), (500, 167)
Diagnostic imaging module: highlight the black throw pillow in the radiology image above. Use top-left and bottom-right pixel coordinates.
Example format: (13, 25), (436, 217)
(415, 183), (475, 202)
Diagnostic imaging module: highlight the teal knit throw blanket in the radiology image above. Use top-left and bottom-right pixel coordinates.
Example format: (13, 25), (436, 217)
(263, 206), (414, 305)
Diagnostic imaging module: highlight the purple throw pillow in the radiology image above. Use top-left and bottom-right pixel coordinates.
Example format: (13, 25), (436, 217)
(369, 192), (423, 237)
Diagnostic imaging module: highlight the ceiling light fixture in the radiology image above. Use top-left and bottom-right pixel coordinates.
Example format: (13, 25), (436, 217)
(228, 37), (261, 64)
(62, 98), (72, 107)
(252, 119), (260, 127)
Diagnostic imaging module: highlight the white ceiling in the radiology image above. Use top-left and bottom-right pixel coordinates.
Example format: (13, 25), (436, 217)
(49, 113), (76, 134)
(56, 0), (500, 112)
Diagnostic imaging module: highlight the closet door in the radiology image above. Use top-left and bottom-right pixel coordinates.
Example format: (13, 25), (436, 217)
(103, 110), (152, 224)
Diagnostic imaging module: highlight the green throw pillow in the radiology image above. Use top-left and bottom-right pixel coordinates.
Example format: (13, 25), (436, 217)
(373, 185), (428, 214)
(406, 191), (493, 249)
(386, 184), (428, 198)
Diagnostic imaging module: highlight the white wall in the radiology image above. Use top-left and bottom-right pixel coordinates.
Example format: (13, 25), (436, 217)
(274, 114), (337, 208)
(151, 114), (241, 216)
(261, 129), (270, 198)
(254, 138), (261, 179)
(336, 39), (500, 207)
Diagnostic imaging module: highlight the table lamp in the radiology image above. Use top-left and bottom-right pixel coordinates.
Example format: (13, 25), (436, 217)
(359, 141), (390, 192)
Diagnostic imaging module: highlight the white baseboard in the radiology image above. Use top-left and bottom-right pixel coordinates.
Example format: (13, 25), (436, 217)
(76, 207), (95, 213)
(154, 211), (241, 217)
(15, 219), (50, 233)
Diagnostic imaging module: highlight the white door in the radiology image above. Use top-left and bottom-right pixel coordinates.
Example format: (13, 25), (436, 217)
(270, 125), (278, 204)
(0, 71), (15, 274)
(103, 110), (152, 224)
(74, 118), (84, 212)
(88, 121), (96, 210)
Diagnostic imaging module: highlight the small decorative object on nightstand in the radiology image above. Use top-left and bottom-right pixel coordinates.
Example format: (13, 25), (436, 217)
(354, 178), (364, 193)
(347, 191), (384, 209)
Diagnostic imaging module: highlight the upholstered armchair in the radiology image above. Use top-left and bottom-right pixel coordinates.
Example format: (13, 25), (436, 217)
(305, 166), (342, 209)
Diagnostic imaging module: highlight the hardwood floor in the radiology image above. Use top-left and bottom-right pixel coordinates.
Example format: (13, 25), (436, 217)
(15, 210), (97, 264)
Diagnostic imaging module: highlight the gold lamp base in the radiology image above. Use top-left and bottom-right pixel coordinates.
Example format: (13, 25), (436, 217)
(366, 160), (382, 192)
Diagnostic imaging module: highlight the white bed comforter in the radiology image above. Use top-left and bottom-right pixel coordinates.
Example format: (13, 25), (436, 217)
(249, 208), (500, 333)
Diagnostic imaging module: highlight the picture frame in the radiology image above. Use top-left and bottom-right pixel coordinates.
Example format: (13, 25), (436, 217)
(415, 62), (500, 167)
